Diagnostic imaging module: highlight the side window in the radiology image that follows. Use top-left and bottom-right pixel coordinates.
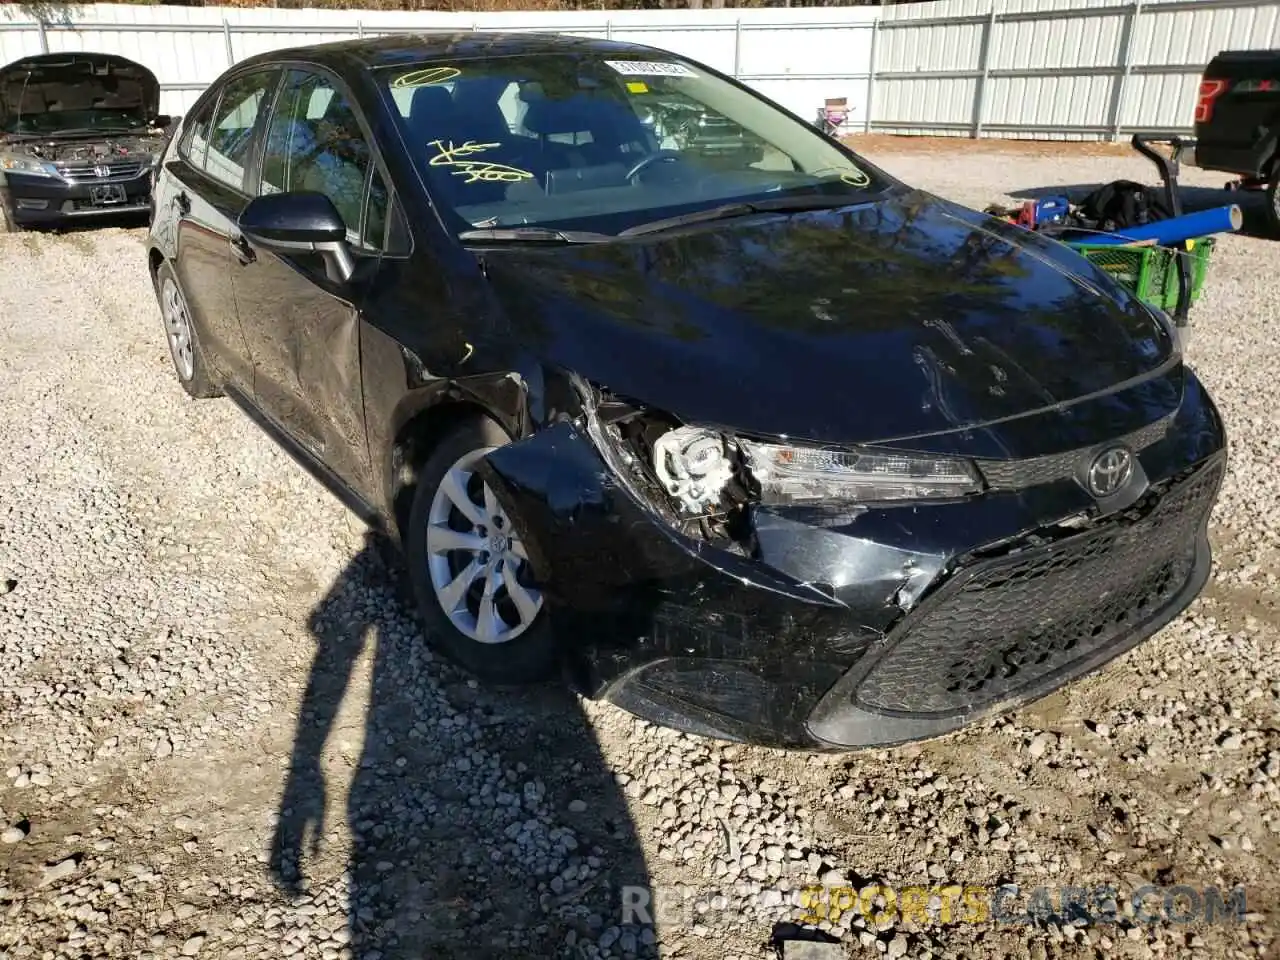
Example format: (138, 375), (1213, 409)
(178, 96), (217, 170)
(203, 69), (278, 191)
(260, 69), (384, 246)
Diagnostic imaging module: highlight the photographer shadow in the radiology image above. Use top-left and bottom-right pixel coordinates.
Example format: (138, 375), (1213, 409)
(267, 532), (653, 959)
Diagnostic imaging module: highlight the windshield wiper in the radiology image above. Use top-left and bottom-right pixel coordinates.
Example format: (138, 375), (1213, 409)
(33, 126), (136, 138)
(618, 195), (861, 238)
(458, 226), (613, 244)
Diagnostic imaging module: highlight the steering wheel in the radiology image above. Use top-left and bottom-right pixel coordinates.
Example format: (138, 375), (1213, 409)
(626, 150), (685, 184)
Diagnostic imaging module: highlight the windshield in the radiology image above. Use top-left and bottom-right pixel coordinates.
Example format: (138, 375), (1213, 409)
(2, 107), (145, 137)
(376, 53), (889, 235)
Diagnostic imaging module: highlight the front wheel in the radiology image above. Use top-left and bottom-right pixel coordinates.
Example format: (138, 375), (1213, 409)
(1266, 174), (1280, 237)
(404, 415), (558, 684)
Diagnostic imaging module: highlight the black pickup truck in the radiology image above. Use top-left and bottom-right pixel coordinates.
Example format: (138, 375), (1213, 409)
(1194, 49), (1280, 230)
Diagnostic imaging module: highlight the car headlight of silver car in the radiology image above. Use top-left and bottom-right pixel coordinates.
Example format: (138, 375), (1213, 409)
(737, 437), (982, 504)
(0, 153), (60, 178)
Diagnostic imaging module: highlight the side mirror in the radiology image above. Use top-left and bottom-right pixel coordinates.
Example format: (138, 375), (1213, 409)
(238, 191), (355, 284)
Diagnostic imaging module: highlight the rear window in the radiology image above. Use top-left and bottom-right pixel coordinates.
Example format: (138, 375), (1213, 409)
(197, 69), (278, 191)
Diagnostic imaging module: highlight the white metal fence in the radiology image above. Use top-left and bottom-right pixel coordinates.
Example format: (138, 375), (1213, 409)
(875, 0), (1280, 138)
(0, 0), (1278, 140)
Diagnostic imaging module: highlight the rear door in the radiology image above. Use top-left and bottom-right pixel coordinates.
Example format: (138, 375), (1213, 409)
(231, 66), (390, 491)
(164, 68), (280, 390)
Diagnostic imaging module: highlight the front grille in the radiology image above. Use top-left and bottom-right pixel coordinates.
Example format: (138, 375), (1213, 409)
(854, 456), (1222, 716)
(57, 160), (146, 182)
(976, 412), (1175, 491)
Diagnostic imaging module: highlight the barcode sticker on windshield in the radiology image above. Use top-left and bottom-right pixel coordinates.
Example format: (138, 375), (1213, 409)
(605, 60), (697, 78)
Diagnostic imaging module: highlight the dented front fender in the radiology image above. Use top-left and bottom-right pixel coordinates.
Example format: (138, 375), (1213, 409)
(474, 421), (964, 747)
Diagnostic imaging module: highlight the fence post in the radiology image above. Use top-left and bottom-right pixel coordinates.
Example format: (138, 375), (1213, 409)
(971, 0), (998, 139)
(733, 19), (742, 79)
(357, 19), (364, 39)
(222, 18), (234, 67)
(606, 19), (613, 40)
(36, 17), (49, 53)
(1109, 0), (1144, 141)
(864, 16), (880, 134)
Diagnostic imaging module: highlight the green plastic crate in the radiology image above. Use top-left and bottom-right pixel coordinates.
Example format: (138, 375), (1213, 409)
(1065, 237), (1215, 312)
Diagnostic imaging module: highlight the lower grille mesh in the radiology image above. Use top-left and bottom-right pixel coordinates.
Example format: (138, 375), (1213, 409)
(855, 458), (1223, 716)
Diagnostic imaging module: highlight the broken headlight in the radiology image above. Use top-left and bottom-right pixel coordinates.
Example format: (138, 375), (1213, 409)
(738, 438), (982, 504)
(651, 425), (737, 514)
(642, 422), (982, 514)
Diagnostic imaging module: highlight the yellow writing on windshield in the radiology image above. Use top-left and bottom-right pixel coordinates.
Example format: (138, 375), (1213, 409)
(393, 66), (461, 87)
(427, 139), (535, 184)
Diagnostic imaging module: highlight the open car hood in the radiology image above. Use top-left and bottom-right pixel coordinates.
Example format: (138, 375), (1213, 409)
(481, 190), (1180, 455)
(0, 52), (159, 130)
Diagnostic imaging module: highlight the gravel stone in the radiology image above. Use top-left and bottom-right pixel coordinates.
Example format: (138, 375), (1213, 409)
(39, 858), (78, 886)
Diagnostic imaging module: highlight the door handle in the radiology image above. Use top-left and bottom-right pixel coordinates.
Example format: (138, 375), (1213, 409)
(174, 191), (191, 215)
(230, 234), (256, 265)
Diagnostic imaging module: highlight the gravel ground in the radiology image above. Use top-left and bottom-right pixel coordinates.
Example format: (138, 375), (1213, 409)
(0, 144), (1276, 960)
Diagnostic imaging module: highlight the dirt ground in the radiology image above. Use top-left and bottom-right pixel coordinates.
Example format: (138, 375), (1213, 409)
(844, 134), (1139, 159)
(0, 143), (1276, 960)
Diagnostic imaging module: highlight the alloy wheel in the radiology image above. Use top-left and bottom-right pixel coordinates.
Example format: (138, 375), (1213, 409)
(425, 447), (543, 644)
(161, 276), (195, 381)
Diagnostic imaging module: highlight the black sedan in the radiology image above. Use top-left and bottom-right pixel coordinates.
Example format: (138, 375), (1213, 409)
(145, 34), (1225, 750)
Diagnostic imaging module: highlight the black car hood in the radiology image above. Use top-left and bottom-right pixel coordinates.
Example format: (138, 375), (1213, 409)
(0, 52), (159, 130)
(481, 190), (1177, 450)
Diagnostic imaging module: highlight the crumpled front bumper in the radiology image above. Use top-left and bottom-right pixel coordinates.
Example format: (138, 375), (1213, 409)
(476, 372), (1225, 751)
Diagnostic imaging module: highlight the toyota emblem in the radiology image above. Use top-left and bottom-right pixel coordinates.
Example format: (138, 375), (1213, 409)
(1087, 447), (1133, 498)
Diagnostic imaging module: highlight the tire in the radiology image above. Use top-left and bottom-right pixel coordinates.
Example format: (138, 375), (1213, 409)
(154, 261), (221, 399)
(404, 415), (559, 685)
(0, 198), (17, 234)
(1266, 174), (1280, 238)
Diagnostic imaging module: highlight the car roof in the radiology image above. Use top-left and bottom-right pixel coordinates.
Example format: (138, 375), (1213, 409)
(234, 32), (667, 74)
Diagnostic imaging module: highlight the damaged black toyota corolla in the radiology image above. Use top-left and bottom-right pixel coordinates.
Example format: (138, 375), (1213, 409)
(0, 52), (170, 231)
(146, 34), (1226, 750)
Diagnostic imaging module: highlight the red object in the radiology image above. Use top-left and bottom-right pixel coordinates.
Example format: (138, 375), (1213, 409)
(1015, 200), (1038, 228)
(1195, 79), (1229, 123)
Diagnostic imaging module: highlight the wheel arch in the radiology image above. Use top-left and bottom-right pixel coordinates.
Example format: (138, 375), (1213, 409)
(147, 246), (165, 286)
(383, 382), (528, 544)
